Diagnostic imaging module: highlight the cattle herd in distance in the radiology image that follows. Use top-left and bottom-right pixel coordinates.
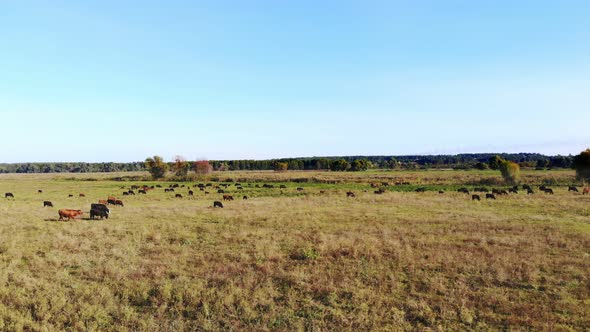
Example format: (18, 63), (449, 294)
(2, 182), (589, 222)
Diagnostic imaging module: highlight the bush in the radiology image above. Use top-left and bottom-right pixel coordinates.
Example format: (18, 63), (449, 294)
(572, 148), (590, 183)
(330, 159), (350, 172)
(273, 162), (289, 172)
(172, 156), (190, 177)
(350, 159), (369, 172)
(145, 156), (168, 179)
(499, 160), (520, 185)
(194, 160), (213, 175)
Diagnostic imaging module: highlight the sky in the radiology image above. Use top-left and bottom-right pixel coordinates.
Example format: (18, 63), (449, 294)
(1, 0), (589, 162)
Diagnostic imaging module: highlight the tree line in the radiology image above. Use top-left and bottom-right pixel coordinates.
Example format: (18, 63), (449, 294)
(0, 153), (577, 174)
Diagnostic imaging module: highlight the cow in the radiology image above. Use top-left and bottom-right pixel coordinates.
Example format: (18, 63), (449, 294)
(498, 190), (509, 195)
(527, 189), (534, 195)
(114, 200), (124, 206)
(128, 190), (135, 195)
(90, 204), (109, 220)
(213, 201), (224, 208)
(296, 187), (304, 191)
(172, 184), (179, 188)
(175, 194), (183, 198)
(243, 196), (248, 200)
(486, 194), (496, 200)
(205, 191), (210, 195)
(156, 184), (162, 188)
(472, 195), (480, 201)
(415, 188), (426, 193)
(164, 188), (171, 192)
(139, 190), (147, 195)
(237, 186), (243, 190)
(523, 184), (532, 191)
(382, 182), (389, 187)
(568, 186), (579, 192)
(370, 183), (380, 188)
(68, 194), (74, 198)
(78, 193), (85, 197)
(218, 190), (225, 194)
(58, 209), (83, 221)
(492, 189), (500, 195)
(346, 191), (356, 198)
(38, 190), (43, 193)
(108, 196), (117, 201)
(5, 193), (14, 198)
(131, 185), (140, 190)
(544, 188), (554, 195)
(319, 190), (325, 194)
(374, 189), (385, 195)
(43, 201), (53, 207)
(223, 195), (234, 201)
(188, 190), (194, 196)
(583, 187), (590, 195)
(438, 190), (445, 194)
(98, 200), (108, 205)
(508, 188), (518, 194)
(539, 185), (547, 191)
(457, 188), (469, 194)
(123, 192), (129, 196)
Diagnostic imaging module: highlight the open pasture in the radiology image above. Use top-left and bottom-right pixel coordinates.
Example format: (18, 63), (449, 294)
(0, 170), (589, 331)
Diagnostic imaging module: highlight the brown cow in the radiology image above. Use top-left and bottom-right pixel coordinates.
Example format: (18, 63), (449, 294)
(114, 200), (124, 206)
(223, 195), (234, 201)
(583, 187), (590, 195)
(79, 193), (85, 197)
(98, 200), (108, 205)
(58, 209), (83, 221)
(346, 191), (356, 198)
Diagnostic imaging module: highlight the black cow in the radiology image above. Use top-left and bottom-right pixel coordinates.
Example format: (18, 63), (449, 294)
(218, 189), (225, 194)
(175, 194), (183, 198)
(38, 190), (43, 193)
(139, 190), (147, 194)
(486, 194), (496, 200)
(568, 186), (579, 192)
(90, 203), (110, 219)
(438, 190), (445, 194)
(508, 188), (518, 194)
(5, 193), (14, 198)
(123, 192), (129, 196)
(128, 190), (135, 195)
(544, 188), (554, 195)
(457, 188), (469, 194)
(415, 188), (426, 193)
(43, 201), (53, 207)
(347, 191), (356, 198)
(188, 190), (194, 196)
(213, 201), (223, 208)
(472, 195), (480, 201)
(243, 196), (248, 200)
(527, 189), (534, 195)
(297, 187), (304, 191)
(523, 184), (532, 191)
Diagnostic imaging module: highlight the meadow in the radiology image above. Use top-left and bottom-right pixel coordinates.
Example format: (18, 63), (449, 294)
(0, 169), (588, 331)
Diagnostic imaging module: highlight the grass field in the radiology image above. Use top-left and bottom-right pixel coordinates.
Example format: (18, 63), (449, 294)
(0, 170), (589, 331)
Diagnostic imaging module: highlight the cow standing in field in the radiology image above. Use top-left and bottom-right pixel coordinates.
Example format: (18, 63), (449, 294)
(243, 196), (248, 200)
(98, 200), (108, 205)
(486, 194), (496, 200)
(139, 190), (147, 195)
(472, 195), (480, 201)
(43, 201), (53, 207)
(188, 190), (193, 196)
(544, 188), (554, 195)
(223, 195), (234, 201)
(583, 188), (590, 195)
(458, 188), (470, 194)
(114, 200), (124, 206)
(213, 201), (223, 208)
(58, 209), (83, 221)
(346, 191), (356, 198)
(90, 204), (110, 220)
(568, 186), (579, 192)
(38, 190), (43, 193)
(5, 193), (14, 198)
(175, 194), (183, 198)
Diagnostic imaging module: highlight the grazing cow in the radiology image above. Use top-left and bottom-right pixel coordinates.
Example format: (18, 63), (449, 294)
(131, 185), (139, 190)
(499, 190), (509, 195)
(370, 183), (380, 188)
(108, 196), (116, 201)
(181, 185), (185, 188)
(164, 188), (170, 192)
(128, 190), (135, 195)
(68, 194), (74, 198)
(527, 189), (534, 195)
(243, 196), (248, 200)
(472, 195), (480, 201)
(415, 188), (426, 193)
(223, 195), (234, 201)
(200, 188), (205, 191)
(568, 186), (579, 192)
(79, 193), (85, 197)
(237, 186), (243, 190)
(213, 201), (223, 208)
(374, 189), (385, 195)
(156, 185), (162, 188)
(438, 190), (445, 194)
(188, 190), (194, 196)
(583, 187), (590, 195)
(175, 194), (183, 198)
(172, 184), (179, 188)
(539, 185), (547, 191)
(90, 204), (109, 220)
(206, 183), (212, 187)
(297, 187), (304, 191)
(43, 201), (53, 207)
(486, 194), (496, 200)
(457, 188), (469, 194)
(523, 184), (532, 191)
(139, 190), (147, 194)
(205, 191), (210, 195)
(123, 192), (129, 196)
(5, 193), (14, 198)
(346, 191), (356, 198)
(508, 188), (518, 194)
(544, 188), (554, 195)
(218, 190), (225, 194)
(492, 189), (500, 195)
(98, 200), (108, 205)
(38, 190), (43, 193)
(114, 200), (124, 206)
(382, 182), (389, 187)
(58, 209), (83, 221)
(319, 190), (325, 194)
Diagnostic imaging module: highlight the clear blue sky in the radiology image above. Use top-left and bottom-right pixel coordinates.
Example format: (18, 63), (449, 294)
(1, 1), (589, 162)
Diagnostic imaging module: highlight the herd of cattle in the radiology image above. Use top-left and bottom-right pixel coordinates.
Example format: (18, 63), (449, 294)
(2, 182), (589, 221)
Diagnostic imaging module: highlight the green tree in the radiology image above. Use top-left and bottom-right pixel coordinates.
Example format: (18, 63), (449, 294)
(488, 155), (504, 170)
(330, 159), (350, 172)
(350, 159), (369, 171)
(499, 160), (520, 185)
(145, 155), (168, 179)
(572, 148), (590, 183)
(474, 162), (489, 170)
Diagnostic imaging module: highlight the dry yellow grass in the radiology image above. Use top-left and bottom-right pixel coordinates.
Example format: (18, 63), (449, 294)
(0, 170), (588, 331)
